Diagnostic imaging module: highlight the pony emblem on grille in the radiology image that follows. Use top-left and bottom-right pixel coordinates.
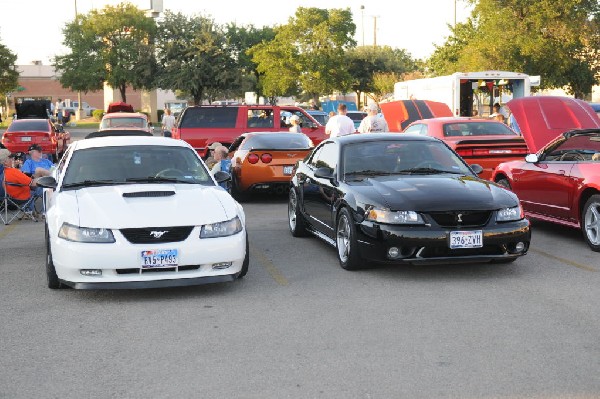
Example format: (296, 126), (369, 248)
(150, 231), (168, 238)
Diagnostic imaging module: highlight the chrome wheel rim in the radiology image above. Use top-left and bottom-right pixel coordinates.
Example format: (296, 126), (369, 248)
(584, 201), (600, 245)
(337, 215), (350, 262)
(288, 190), (297, 231)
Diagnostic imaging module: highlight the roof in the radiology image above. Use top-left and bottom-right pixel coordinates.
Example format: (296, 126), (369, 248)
(102, 112), (147, 119)
(72, 136), (188, 151)
(331, 133), (439, 145)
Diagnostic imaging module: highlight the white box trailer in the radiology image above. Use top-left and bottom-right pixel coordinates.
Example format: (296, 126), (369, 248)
(394, 71), (531, 117)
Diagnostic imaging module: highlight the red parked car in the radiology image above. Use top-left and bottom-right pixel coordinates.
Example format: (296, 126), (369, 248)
(402, 117), (528, 180)
(492, 96), (600, 251)
(1, 100), (70, 162)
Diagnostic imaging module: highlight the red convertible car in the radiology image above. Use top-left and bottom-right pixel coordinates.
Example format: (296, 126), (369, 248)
(492, 96), (600, 251)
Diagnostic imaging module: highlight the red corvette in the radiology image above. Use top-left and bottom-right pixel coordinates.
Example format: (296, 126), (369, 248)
(492, 97), (600, 251)
(403, 117), (528, 180)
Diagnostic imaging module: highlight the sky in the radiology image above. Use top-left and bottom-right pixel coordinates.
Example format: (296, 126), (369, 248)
(0, 0), (472, 65)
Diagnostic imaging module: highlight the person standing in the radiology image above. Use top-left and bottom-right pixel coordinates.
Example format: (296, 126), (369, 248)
(308, 99), (319, 110)
(54, 98), (63, 124)
(357, 103), (389, 133)
(325, 103), (355, 137)
(161, 108), (176, 136)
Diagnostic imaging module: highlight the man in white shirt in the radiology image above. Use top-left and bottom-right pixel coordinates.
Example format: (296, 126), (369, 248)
(325, 103), (355, 137)
(358, 103), (389, 133)
(161, 108), (176, 136)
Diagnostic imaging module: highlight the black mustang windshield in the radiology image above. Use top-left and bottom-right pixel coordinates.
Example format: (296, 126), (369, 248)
(62, 145), (213, 188)
(342, 140), (473, 178)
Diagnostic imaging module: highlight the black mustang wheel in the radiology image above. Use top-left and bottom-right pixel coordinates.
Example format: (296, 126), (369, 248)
(336, 208), (362, 270)
(288, 188), (308, 237)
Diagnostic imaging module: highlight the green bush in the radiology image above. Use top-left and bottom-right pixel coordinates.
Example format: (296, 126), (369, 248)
(157, 109), (164, 122)
(92, 109), (104, 121)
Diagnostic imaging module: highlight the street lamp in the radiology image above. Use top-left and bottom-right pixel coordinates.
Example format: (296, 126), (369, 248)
(360, 5), (365, 46)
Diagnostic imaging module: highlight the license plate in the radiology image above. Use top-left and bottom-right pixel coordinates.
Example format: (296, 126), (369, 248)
(141, 249), (178, 268)
(283, 166), (294, 175)
(21, 136), (32, 142)
(449, 230), (483, 249)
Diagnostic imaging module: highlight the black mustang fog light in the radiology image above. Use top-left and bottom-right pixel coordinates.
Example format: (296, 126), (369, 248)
(388, 247), (400, 259)
(507, 242), (526, 254)
(387, 247), (416, 259)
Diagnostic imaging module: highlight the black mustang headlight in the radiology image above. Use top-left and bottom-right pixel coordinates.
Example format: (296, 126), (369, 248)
(496, 205), (524, 222)
(365, 207), (425, 225)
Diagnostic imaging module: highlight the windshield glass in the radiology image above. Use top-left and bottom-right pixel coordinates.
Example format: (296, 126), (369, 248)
(241, 133), (312, 150)
(342, 140), (473, 178)
(443, 122), (517, 137)
(7, 120), (49, 132)
(62, 145), (213, 187)
(100, 117), (148, 129)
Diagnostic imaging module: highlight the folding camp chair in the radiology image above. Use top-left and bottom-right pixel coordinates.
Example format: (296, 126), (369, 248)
(1, 174), (39, 224)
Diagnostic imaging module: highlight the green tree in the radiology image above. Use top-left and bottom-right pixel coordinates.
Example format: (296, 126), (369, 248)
(250, 7), (356, 100)
(224, 23), (275, 103)
(155, 11), (238, 105)
(428, 0), (600, 97)
(54, 3), (157, 103)
(0, 38), (19, 98)
(346, 46), (419, 108)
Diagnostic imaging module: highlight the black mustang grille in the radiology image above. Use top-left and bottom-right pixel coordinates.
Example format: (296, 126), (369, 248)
(120, 226), (194, 243)
(427, 211), (492, 228)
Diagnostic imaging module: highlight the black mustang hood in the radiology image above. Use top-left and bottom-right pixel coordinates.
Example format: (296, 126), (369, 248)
(350, 174), (517, 212)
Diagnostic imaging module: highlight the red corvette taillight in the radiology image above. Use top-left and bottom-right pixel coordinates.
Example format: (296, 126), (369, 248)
(260, 153), (273, 163)
(247, 153), (259, 164)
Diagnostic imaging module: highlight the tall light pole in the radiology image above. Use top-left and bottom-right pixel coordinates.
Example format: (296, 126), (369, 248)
(372, 15), (379, 47)
(74, 0), (83, 122)
(454, 0), (457, 28)
(360, 5), (365, 46)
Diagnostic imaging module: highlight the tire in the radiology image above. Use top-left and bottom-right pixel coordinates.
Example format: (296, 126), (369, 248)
(231, 175), (249, 202)
(238, 232), (249, 278)
(582, 194), (600, 252)
(288, 188), (309, 237)
(496, 178), (511, 190)
(335, 208), (362, 270)
(45, 225), (65, 289)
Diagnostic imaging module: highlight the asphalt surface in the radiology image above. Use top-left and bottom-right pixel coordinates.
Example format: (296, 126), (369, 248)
(1, 193), (599, 398)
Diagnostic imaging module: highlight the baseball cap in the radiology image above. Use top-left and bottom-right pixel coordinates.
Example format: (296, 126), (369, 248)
(9, 151), (26, 160)
(208, 142), (222, 150)
(367, 103), (379, 112)
(28, 144), (43, 152)
(0, 149), (11, 163)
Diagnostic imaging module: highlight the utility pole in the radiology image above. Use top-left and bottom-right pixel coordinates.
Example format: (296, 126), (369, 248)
(74, 0), (83, 122)
(373, 16), (378, 47)
(454, 0), (457, 28)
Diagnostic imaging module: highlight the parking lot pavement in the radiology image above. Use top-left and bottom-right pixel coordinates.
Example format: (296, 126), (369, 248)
(1, 198), (599, 398)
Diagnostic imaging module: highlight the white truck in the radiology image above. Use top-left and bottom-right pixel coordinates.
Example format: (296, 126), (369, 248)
(60, 99), (97, 117)
(394, 71), (531, 117)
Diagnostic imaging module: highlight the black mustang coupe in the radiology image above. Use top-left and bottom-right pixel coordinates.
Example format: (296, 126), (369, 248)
(288, 134), (530, 269)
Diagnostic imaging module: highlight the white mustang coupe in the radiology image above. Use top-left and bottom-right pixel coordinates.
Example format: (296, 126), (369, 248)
(38, 135), (248, 289)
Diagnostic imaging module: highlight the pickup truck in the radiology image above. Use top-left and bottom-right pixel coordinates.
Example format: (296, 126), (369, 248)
(171, 105), (327, 157)
(61, 100), (97, 117)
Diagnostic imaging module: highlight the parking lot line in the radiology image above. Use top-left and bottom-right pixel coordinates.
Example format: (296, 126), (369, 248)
(250, 247), (289, 286)
(530, 248), (598, 272)
(0, 223), (19, 241)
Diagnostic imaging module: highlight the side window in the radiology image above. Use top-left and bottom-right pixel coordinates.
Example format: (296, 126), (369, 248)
(311, 143), (338, 170)
(404, 124), (425, 135)
(247, 109), (274, 128)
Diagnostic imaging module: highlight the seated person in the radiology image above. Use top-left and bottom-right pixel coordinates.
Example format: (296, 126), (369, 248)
(21, 144), (54, 178)
(0, 149), (38, 213)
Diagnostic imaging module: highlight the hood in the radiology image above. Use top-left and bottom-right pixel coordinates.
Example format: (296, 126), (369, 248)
(351, 174), (517, 212)
(507, 97), (600, 153)
(16, 100), (51, 119)
(381, 100), (453, 132)
(57, 184), (237, 229)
